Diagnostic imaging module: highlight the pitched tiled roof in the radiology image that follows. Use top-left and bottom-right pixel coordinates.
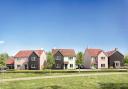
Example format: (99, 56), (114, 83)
(86, 48), (102, 57)
(52, 49), (76, 57)
(6, 57), (14, 64)
(15, 50), (33, 58)
(14, 50), (44, 58)
(34, 50), (44, 57)
(105, 50), (115, 56)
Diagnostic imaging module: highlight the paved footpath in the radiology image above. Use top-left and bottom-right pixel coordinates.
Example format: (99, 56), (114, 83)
(0, 72), (128, 82)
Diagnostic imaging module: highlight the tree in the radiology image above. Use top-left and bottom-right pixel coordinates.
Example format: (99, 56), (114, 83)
(76, 52), (84, 73)
(0, 53), (9, 67)
(46, 52), (55, 73)
(124, 55), (128, 64)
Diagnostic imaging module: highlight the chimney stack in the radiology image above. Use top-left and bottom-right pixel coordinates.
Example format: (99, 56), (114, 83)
(115, 48), (118, 51)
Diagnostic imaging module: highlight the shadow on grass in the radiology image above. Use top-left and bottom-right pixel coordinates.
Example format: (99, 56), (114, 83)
(37, 85), (65, 89)
(99, 83), (128, 89)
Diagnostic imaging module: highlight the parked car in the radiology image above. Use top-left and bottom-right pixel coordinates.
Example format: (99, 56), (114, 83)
(76, 65), (85, 69)
(0, 66), (8, 72)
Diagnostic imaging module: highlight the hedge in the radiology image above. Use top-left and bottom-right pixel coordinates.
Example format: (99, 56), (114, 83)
(0, 69), (128, 73)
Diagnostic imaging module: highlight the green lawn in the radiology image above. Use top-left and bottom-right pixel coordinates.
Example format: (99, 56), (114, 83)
(0, 72), (105, 79)
(0, 72), (93, 79)
(0, 73), (72, 79)
(1, 74), (128, 89)
(0, 73), (43, 79)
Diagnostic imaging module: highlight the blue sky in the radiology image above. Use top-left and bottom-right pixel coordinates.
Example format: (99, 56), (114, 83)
(0, 0), (128, 55)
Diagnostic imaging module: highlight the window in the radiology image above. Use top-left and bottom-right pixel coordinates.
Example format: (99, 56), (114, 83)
(17, 65), (20, 68)
(31, 57), (36, 61)
(101, 64), (105, 68)
(116, 63), (119, 66)
(70, 64), (73, 68)
(31, 64), (36, 68)
(17, 58), (21, 61)
(56, 56), (61, 60)
(92, 57), (96, 62)
(101, 57), (105, 60)
(69, 57), (73, 60)
(115, 62), (120, 66)
(56, 64), (61, 68)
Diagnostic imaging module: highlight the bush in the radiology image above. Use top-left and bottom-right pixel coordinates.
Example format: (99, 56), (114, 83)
(1, 69), (127, 74)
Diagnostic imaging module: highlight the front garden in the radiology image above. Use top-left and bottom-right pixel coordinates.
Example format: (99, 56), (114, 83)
(1, 73), (128, 89)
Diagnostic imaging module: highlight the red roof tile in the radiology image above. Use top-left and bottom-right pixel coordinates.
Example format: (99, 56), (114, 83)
(6, 57), (14, 64)
(86, 48), (102, 57)
(52, 49), (76, 57)
(105, 50), (115, 56)
(34, 50), (44, 57)
(14, 50), (44, 58)
(15, 50), (33, 58)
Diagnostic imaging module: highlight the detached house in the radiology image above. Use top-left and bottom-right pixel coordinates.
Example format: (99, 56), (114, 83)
(106, 48), (124, 68)
(52, 49), (76, 69)
(84, 48), (108, 69)
(14, 50), (46, 70)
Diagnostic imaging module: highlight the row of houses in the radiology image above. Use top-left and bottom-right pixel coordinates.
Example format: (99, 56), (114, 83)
(84, 48), (124, 69)
(6, 48), (124, 70)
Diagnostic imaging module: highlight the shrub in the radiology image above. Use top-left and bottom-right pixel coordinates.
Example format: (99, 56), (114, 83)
(1, 69), (127, 74)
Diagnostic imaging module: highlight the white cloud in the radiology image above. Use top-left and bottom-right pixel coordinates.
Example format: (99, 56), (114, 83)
(0, 41), (5, 44)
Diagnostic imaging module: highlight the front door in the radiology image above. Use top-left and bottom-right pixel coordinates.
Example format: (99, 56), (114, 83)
(25, 64), (27, 70)
(64, 64), (68, 69)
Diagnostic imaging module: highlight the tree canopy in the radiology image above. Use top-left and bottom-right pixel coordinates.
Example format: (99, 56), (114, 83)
(76, 52), (84, 65)
(46, 52), (55, 69)
(0, 53), (9, 67)
(124, 54), (128, 64)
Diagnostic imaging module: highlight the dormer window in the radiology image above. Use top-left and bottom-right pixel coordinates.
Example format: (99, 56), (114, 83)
(31, 57), (36, 61)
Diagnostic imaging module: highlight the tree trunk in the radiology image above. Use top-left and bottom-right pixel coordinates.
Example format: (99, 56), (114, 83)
(79, 67), (80, 73)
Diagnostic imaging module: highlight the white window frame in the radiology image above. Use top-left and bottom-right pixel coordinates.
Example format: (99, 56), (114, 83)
(101, 64), (105, 68)
(56, 64), (61, 68)
(92, 57), (96, 62)
(31, 57), (36, 61)
(17, 58), (21, 61)
(69, 57), (73, 60)
(31, 64), (36, 68)
(56, 56), (61, 60)
(114, 61), (120, 67)
(70, 64), (73, 68)
(101, 57), (105, 60)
